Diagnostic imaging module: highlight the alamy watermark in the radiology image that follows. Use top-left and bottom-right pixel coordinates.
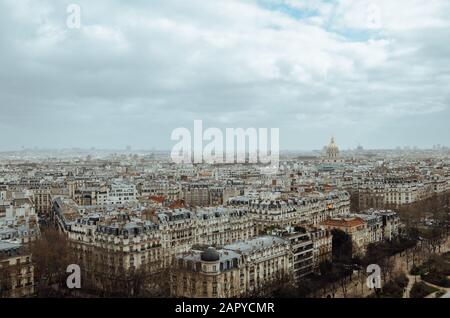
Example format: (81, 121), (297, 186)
(170, 120), (279, 171)
(366, 3), (382, 29)
(366, 264), (381, 289)
(66, 4), (81, 29)
(66, 264), (81, 289)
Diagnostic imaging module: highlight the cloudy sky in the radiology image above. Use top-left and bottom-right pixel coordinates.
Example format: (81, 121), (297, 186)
(1, 0), (449, 151)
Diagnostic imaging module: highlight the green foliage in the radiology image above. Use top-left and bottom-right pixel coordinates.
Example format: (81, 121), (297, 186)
(410, 265), (425, 276)
(410, 282), (438, 298)
(393, 273), (409, 289)
(406, 227), (420, 241)
(363, 238), (417, 268)
(435, 290), (446, 298)
(422, 273), (450, 288)
(369, 273), (408, 298)
(380, 281), (404, 298)
(413, 254), (450, 288)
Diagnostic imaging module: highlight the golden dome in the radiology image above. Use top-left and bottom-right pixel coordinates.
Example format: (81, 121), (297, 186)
(326, 137), (339, 159)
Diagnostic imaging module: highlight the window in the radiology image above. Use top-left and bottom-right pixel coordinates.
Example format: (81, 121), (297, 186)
(202, 281), (208, 296)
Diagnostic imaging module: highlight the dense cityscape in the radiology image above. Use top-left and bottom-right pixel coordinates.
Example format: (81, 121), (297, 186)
(1, 1), (449, 312)
(1, 138), (450, 298)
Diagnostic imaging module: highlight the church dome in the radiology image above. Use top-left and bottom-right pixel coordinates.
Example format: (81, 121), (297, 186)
(326, 137), (340, 159)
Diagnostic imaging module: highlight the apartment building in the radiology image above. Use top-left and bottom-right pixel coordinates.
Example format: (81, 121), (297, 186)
(139, 181), (181, 201)
(357, 175), (436, 210)
(158, 209), (197, 266)
(33, 188), (52, 216)
(363, 209), (401, 241)
(320, 217), (368, 257)
(53, 196), (259, 271)
(171, 236), (291, 298)
(195, 207), (255, 246)
(103, 183), (138, 205)
(229, 191), (350, 233)
(0, 196), (40, 244)
(182, 183), (210, 207)
(429, 174), (447, 194)
(209, 186), (241, 206)
(0, 242), (34, 298)
(68, 216), (163, 291)
(350, 213), (383, 244)
(309, 228), (333, 270)
(271, 227), (314, 281)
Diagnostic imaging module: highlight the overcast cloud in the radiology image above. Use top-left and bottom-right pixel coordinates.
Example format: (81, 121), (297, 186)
(0, 0), (449, 151)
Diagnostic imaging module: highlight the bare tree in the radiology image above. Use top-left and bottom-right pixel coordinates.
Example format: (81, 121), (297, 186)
(31, 227), (78, 297)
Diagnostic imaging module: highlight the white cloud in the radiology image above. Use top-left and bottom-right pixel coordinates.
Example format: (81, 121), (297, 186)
(0, 0), (449, 150)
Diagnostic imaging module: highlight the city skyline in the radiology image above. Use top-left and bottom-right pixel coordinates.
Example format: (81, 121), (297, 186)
(0, 137), (448, 154)
(0, 0), (449, 151)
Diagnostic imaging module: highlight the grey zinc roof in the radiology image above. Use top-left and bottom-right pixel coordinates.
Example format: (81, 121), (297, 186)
(179, 248), (240, 263)
(0, 228), (18, 235)
(0, 241), (21, 252)
(223, 236), (288, 254)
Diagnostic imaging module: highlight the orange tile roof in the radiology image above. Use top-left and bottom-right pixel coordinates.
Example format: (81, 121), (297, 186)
(149, 196), (165, 203)
(168, 200), (185, 209)
(321, 217), (365, 228)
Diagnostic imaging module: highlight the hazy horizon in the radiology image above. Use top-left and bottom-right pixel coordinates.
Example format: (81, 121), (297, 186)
(0, 144), (448, 154)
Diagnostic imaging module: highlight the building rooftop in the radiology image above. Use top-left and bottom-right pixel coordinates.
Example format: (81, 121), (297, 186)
(224, 236), (288, 254)
(0, 241), (21, 253)
(321, 217), (366, 228)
